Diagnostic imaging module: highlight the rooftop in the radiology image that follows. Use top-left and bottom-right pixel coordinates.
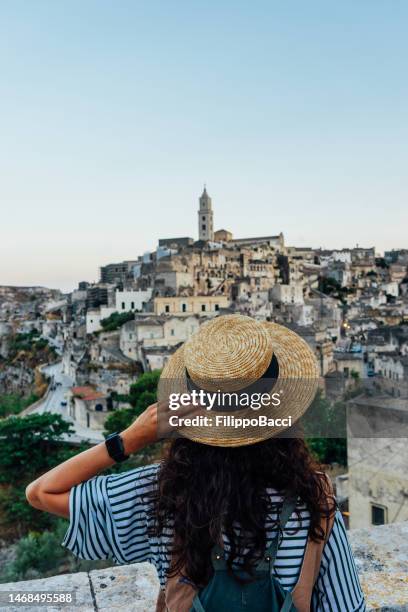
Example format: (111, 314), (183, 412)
(71, 386), (106, 401)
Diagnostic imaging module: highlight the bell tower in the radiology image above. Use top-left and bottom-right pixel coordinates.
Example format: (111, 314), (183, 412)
(198, 186), (214, 242)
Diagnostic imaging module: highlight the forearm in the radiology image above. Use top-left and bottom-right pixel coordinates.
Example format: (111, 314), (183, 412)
(25, 423), (150, 516)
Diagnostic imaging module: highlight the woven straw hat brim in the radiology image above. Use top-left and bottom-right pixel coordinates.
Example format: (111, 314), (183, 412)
(158, 321), (319, 447)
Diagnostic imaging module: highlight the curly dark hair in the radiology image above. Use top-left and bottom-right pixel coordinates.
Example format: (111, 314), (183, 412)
(149, 434), (335, 587)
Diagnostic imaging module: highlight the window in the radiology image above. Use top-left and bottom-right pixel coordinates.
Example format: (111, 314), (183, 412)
(202, 216), (205, 221)
(131, 301), (135, 309)
(95, 403), (104, 412)
(202, 224), (206, 230)
(371, 504), (387, 525)
(121, 302), (125, 310)
(201, 304), (206, 312)
(170, 329), (175, 336)
(165, 304), (170, 313)
(182, 303), (187, 312)
(214, 304), (219, 311)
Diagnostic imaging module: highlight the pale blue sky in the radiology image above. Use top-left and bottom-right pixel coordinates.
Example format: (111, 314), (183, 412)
(0, 1), (407, 291)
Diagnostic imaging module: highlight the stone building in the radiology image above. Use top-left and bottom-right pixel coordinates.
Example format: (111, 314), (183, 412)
(347, 395), (408, 528)
(99, 260), (139, 285)
(158, 237), (194, 249)
(0, 320), (12, 359)
(86, 284), (111, 309)
(229, 233), (284, 250)
(214, 229), (233, 242)
(270, 283), (304, 305)
(116, 315), (191, 362)
(115, 289), (152, 312)
(154, 295), (230, 316)
(69, 385), (109, 429)
(285, 323), (334, 376)
(333, 352), (365, 379)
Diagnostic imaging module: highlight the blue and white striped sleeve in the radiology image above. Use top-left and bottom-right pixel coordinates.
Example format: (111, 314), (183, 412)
(62, 475), (113, 561)
(62, 465), (159, 566)
(312, 511), (366, 611)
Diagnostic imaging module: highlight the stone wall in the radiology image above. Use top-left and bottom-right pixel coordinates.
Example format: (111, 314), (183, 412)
(1, 522), (407, 611)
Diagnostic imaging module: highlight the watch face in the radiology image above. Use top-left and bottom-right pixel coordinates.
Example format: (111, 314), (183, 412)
(106, 433), (128, 462)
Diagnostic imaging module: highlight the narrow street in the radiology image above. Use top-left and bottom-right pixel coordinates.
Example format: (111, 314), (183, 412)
(25, 361), (104, 445)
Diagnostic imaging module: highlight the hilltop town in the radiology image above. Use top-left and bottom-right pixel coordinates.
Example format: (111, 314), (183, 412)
(1, 188), (408, 531)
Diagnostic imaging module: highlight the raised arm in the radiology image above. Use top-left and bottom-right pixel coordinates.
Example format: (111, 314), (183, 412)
(25, 404), (158, 518)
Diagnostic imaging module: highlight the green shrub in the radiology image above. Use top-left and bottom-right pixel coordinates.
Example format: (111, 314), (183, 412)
(0, 393), (39, 418)
(100, 311), (134, 332)
(104, 370), (161, 436)
(1, 521), (68, 581)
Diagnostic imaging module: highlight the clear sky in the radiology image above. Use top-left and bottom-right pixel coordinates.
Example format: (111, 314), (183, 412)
(0, 1), (407, 291)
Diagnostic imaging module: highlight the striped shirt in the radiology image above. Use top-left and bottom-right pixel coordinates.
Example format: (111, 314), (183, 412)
(62, 464), (366, 611)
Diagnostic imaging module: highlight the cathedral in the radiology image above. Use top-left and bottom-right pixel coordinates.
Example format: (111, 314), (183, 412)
(159, 187), (283, 250)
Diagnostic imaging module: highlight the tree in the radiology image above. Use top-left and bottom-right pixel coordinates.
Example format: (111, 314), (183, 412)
(0, 393), (39, 418)
(134, 390), (157, 413)
(301, 390), (347, 466)
(0, 414), (87, 538)
(0, 413), (74, 483)
(0, 518), (113, 583)
(100, 311), (134, 332)
(103, 408), (136, 436)
(128, 370), (161, 403)
(104, 370), (161, 436)
(0, 520), (68, 581)
(319, 276), (351, 305)
(0, 485), (55, 537)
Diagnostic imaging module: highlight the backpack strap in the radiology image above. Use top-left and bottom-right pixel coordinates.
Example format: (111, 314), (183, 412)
(291, 473), (336, 612)
(157, 539), (228, 612)
(191, 593), (206, 612)
(281, 591), (296, 612)
(256, 496), (297, 572)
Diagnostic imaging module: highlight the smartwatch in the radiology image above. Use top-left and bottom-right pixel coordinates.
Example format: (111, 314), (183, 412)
(105, 432), (129, 463)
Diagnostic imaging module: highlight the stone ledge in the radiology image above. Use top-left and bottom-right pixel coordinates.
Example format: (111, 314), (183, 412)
(90, 563), (158, 611)
(351, 522), (408, 611)
(0, 523), (407, 611)
(0, 571), (94, 612)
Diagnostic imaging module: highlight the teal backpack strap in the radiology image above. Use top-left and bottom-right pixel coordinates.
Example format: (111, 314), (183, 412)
(281, 590), (295, 611)
(191, 543), (226, 611)
(278, 496), (297, 531)
(257, 496), (297, 571)
(191, 593), (206, 612)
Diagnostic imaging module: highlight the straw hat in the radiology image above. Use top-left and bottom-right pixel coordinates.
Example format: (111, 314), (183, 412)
(158, 314), (319, 447)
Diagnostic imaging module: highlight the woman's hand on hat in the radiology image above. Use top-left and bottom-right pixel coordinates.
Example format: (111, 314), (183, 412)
(121, 403), (159, 454)
(121, 400), (205, 453)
